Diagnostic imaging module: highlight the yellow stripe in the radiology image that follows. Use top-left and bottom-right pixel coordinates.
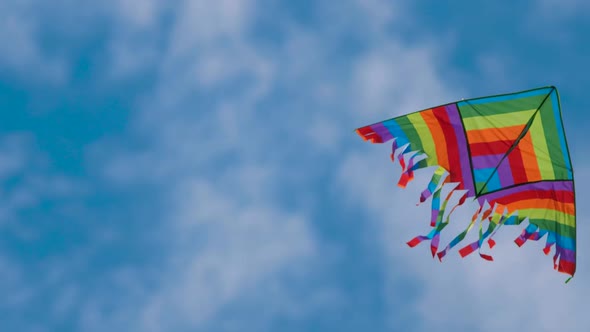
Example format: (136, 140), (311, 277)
(462, 109), (536, 130)
(407, 112), (437, 164)
(528, 116), (555, 179)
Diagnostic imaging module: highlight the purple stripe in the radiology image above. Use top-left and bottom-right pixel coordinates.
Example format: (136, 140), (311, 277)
(391, 138), (398, 154)
(431, 208), (439, 223)
(472, 154), (503, 169)
(497, 158), (515, 187)
(478, 180), (573, 202)
(445, 104), (475, 196)
(557, 246), (575, 262)
(371, 123), (393, 141)
(431, 233), (440, 248)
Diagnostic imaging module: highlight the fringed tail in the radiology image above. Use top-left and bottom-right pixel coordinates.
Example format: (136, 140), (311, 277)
(356, 130), (575, 283)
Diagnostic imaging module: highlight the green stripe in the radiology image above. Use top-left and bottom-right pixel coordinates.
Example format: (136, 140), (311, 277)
(538, 99), (569, 179)
(395, 115), (424, 153)
(462, 109), (535, 130)
(458, 94), (547, 118)
(520, 208), (575, 228)
(406, 112), (438, 164)
(529, 218), (575, 238)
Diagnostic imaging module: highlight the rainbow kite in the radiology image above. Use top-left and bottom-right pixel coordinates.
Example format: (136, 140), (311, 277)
(356, 86), (576, 282)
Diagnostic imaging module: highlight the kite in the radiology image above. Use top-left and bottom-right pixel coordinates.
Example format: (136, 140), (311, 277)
(356, 86), (576, 282)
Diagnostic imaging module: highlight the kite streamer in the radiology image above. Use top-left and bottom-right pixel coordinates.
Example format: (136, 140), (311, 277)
(356, 86), (576, 282)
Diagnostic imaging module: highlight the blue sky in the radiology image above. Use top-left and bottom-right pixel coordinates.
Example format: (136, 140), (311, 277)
(1, 0), (589, 331)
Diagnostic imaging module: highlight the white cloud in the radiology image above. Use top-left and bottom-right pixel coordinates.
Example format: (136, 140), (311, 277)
(0, 255), (34, 310)
(80, 1), (332, 331)
(0, 1), (69, 83)
(352, 44), (454, 118)
(136, 179), (317, 331)
(68, 166), (323, 332)
(0, 134), (87, 228)
(0, 133), (93, 332)
(116, 0), (161, 28)
(168, 0), (253, 48)
(90, 0), (467, 329)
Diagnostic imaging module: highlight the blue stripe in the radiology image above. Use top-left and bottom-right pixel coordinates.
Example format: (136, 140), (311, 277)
(432, 192), (440, 208)
(555, 232), (575, 251)
(474, 167), (495, 183)
(546, 230), (556, 245)
(474, 167), (501, 191)
(524, 223), (538, 234)
(427, 179), (438, 192)
(383, 120), (409, 148)
(534, 230), (574, 251)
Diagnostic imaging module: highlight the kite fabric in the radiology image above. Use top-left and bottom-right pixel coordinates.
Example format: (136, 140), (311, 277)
(356, 86), (576, 282)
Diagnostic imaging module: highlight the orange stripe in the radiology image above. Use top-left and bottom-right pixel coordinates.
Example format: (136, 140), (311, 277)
(518, 131), (542, 181)
(507, 198), (574, 215)
(466, 124), (524, 144)
(420, 109), (449, 170)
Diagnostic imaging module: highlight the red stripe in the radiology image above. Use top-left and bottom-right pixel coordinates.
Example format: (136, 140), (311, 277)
(430, 245), (438, 257)
(543, 246), (552, 255)
(406, 237), (422, 248)
(459, 243), (477, 257)
(398, 172), (413, 188)
(507, 146), (528, 184)
(493, 189), (574, 205)
(433, 106), (463, 184)
(558, 259), (576, 275)
(356, 126), (383, 143)
(479, 253), (493, 261)
(555, 188), (576, 204)
(470, 140), (512, 156)
(355, 126), (373, 139)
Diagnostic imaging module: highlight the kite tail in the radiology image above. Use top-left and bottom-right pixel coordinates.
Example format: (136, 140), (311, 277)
(436, 204), (489, 261)
(456, 204), (513, 261)
(510, 220), (574, 281)
(356, 124), (575, 282)
(392, 145), (427, 188)
(406, 172), (455, 257)
(486, 210), (519, 249)
(407, 166), (476, 258)
(392, 149), (574, 281)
